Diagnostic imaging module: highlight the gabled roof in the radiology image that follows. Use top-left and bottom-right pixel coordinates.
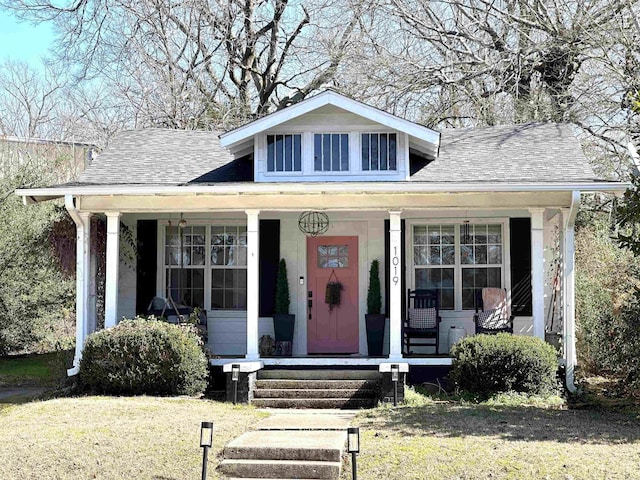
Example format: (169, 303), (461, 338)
(411, 123), (596, 183)
(219, 90), (441, 158)
(64, 122), (598, 187)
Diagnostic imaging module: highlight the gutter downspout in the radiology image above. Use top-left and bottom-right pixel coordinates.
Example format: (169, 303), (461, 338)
(65, 194), (90, 377)
(563, 191), (580, 393)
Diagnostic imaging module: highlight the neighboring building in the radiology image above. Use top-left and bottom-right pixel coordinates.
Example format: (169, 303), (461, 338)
(1, 135), (95, 182)
(16, 91), (627, 390)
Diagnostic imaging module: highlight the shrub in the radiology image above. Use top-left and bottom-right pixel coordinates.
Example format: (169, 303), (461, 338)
(274, 258), (290, 314)
(449, 333), (558, 399)
(79, 317), (208, 396)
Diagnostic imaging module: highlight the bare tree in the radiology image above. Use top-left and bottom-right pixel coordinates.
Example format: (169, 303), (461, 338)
(2, 0), (367, 129)
(0, 60), (67, 139)
(350, 0), (640, 176)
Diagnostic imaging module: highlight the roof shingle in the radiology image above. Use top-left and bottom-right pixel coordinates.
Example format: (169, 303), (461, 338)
(78, 122), (598, 186)
(411, 122), (596, 183)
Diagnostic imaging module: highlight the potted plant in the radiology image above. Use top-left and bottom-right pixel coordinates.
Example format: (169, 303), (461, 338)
(273, 259), (295, 349)
(365, 259), (386, 356)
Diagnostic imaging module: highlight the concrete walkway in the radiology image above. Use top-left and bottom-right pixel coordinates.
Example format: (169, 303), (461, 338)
(219, 409), (356, 479)
(0, 386), (47, 402)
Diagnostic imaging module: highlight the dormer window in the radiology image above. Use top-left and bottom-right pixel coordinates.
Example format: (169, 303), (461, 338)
(362, 133), (397, 171)
(267, 134), (302, 172)
(314, 133), (349, 172)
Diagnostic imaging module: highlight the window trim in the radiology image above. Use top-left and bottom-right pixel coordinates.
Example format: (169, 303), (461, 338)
(407, 218), (511, 314)
(259, 127), (405, 179)
(158, 220), (249, 312)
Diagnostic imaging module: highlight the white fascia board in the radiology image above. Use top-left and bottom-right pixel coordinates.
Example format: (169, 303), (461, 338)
(16, 181), (630, 201)
(219, 91), (440, 150)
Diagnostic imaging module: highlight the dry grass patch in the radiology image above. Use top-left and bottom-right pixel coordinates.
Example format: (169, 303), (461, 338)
(346, 391), (640, 480)
(0, 396), (267, 480)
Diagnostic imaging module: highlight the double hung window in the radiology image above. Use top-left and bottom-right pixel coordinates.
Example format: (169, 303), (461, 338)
(164, 226), (206, 308)
(163, 224), (247, 310)
(413, 223), (504, 310)
(211, 226), (247, 309)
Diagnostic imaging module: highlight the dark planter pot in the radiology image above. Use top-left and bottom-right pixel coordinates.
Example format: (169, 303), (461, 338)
(273, 314), (295, 342)
(365, 313), (386, 356)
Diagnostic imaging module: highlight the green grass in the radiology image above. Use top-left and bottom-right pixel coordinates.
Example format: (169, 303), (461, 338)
(0, 351), (71, 386)
(0, 396), (268, 480)
(345, 389), (640, 480)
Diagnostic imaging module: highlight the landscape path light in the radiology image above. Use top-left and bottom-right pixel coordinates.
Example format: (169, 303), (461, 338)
(200, 421), (214, 480)
(391, 363), (399, 406)
(347, 426), (360, 480)
(232, 363), (240, 405)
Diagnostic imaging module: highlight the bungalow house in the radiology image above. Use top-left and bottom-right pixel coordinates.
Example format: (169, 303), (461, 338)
(16, 91), (626, 402)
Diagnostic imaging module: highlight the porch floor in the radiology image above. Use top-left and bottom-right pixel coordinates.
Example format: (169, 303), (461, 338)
(209, 354), (452, 367)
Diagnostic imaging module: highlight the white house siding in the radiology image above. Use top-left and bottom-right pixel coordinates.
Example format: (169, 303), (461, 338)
(207, 211), (386, 356)
(254, 106), (410, 183)
(112, 208), (557, 356)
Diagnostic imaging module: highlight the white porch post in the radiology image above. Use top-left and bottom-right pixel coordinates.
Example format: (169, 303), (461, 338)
(105, 211), (121, 328)
(388, 210), (403, 360)
(246, 210), (260, 360)
(530, 208), (545, 339)
(75, 212), (91, 368)
(562, 192), (580, 392)
(64, 195), (91, 373)
(87, 217), (98, 335)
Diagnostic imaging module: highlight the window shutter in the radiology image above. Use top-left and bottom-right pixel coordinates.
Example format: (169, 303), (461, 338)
(259, 219), (280, 317)
(509, 218), (532, 316)
(136, 220), (157, 315)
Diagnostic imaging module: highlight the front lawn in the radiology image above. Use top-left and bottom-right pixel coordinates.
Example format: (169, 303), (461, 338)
(0, 350), (72, 386)
(0, 396), (267, 480)
(346, 389), (640, 480)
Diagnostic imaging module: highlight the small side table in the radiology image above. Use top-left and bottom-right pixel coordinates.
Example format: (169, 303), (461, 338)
(448, 326), (467, 352)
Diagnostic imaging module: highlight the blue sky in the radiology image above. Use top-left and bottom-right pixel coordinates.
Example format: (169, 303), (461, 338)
(0, 10), (54, 64)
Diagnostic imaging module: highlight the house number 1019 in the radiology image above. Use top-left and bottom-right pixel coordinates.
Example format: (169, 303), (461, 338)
(392, 246), (399, 285)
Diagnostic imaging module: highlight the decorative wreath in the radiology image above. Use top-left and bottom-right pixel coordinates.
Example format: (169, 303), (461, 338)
(325, 270), (343, 311)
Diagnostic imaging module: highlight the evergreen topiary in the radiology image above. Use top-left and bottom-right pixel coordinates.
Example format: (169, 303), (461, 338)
(79, 317), (208, 396)
(274, 258), (290, 314)
(367, 259), (382, 314)
(449, 333), (558, 399)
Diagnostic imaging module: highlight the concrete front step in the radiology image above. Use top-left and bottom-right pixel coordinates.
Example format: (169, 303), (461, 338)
(224, 430), (345, 462)
(255, 379), (379, 390)
(218, 459), (341, 479)
(254, 388), (377, 399)
(258, 369), (382, 380)
(252, 397), (377, 409)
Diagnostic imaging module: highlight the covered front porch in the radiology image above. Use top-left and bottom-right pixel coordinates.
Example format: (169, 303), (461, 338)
(62, 185), (582, 376)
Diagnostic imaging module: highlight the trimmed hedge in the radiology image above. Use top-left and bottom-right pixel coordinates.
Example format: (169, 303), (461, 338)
(449, 333), (558, 398)
(79, 317), (208, 396)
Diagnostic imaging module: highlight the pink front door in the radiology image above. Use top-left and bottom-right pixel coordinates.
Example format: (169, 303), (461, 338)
(307, 236), (359, 354)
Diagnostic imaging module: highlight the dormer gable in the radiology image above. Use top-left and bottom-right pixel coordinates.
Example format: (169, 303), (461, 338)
(219, 91), (440, 182)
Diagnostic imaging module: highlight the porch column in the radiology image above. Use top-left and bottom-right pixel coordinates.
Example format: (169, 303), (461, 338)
(246, 210), (260, 360)
(388, 210), (403, 360)
(562, 192), (580, 392)
(87, 217), (98, 334)
(105, 211), (121, 329)
(74, 211), (91, 368)
(530, 208), (545, 339)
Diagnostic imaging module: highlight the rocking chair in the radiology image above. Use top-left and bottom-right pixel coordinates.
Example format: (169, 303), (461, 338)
(403, 289), (441, 354)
